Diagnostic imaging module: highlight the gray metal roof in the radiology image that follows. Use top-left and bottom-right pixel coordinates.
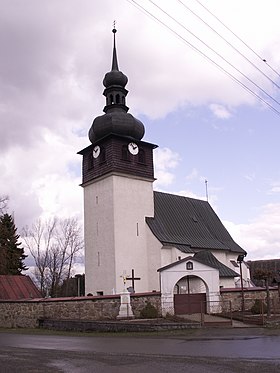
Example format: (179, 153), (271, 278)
(193, 251), (239, 277)
(158, 251), (239, 278)
(146, 191), (246, 254)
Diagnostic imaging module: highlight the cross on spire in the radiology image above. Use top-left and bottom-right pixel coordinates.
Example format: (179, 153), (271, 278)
(111, 23), (118, 71)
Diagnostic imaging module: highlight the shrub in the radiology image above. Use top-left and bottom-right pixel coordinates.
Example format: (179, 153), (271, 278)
(251, 299), (267, 314)
(140, 302), (158, 319)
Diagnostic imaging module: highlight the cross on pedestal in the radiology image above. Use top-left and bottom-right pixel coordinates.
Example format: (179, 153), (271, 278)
(126, 269), (141, 291)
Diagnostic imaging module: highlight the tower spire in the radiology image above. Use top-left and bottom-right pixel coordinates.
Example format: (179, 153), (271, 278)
(88, 26), (145, 144)
(112, 26), (119, 71)
(102, 25), (128, 97)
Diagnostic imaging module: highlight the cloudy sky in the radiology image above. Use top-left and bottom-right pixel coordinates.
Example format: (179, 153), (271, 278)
(1, 0), (280, 265)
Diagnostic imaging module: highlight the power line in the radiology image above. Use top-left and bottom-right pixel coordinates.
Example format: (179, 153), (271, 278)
(178, 0), (280, 90)
(194, 0), (280, 80)
(127, 0), (280, 117)
(147, 0), (280, 108)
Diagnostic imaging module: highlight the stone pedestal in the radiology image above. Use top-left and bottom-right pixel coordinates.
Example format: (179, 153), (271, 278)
(161, 292), (174, 316)
(208, 291), (221, 314)
(117, 290), (135, 319)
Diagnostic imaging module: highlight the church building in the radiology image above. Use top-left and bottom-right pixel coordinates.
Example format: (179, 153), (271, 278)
(78, 29), (251, 313)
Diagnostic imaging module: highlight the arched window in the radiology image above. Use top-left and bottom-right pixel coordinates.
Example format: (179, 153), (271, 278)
(88, 152), (93, 169)
(100, 147), (106, 163)
(121, 145), (130, 161)
(116, 94), (120, 104)
(138, 149), (146, 164)
(109, 94), (114, 105)
(186, 261), (193, 270)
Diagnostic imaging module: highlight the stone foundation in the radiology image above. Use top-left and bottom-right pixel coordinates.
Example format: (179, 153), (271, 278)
(38, 318), (199, 332)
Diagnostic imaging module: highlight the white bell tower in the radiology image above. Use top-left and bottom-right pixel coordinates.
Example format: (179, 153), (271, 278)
(78, 28), (157, 295)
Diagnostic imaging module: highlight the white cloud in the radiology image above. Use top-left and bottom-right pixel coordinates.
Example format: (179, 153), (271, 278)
(186, 168), (199, 181)
(268, 182), (280, 194)
(177, 189), (206, 201)
(126, 0), (280, 118)
(224, 203), (280, 260)
(209, 104), (232, 119)
(185, 168), (209, 184)
(154, 147), (180, 187)
(270, 186), (280, 193)
(244, 173), (256, 182)
(154, 147), (180, 170)
(154, 170), (175, 187)
(1, 125), (85, 229)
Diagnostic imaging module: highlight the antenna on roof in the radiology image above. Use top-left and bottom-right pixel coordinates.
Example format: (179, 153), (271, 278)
(205, 179), (209, 202)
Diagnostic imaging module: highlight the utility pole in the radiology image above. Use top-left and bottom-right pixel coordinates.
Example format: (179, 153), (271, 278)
(237, 254), (245, 315)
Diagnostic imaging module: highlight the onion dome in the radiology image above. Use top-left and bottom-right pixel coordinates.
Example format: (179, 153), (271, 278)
(89, 28), (145, 144)
(103, 28), (128, 89)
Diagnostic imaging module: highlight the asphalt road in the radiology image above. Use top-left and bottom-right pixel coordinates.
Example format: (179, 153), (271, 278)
(0, 328), (280, 372)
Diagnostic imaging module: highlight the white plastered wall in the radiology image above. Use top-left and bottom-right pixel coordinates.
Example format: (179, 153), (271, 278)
(113, 175), (154, 293)
(84, 173), (154, 295)
(84, 177), (115, 295)
(146, 225), (162, 291)
(220, 277), (236, 288)
(160, 246), (191, 268)
(215, 251), (252, 287)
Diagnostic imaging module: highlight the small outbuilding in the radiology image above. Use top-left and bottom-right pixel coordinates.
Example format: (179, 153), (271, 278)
(0, 275), (42, 300)
(158, 251), (239, 315)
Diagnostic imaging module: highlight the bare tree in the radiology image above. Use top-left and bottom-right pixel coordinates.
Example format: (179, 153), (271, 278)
(22, 219), (55, 295)
(22, 217), (83, 297)
(0, 195), (9, 214)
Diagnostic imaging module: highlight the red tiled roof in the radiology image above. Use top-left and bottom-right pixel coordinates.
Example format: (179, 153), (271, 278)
(0, 275), (42, 300)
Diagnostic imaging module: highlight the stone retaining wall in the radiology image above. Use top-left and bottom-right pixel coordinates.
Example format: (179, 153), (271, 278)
(221, 287), (280, 312)
(0, 292), (161, 329)
(1, 288), (279, 329)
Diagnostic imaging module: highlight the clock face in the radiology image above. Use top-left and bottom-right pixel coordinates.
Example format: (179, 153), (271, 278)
(128, 142), (139, 155)
(92, 145), (100, 158)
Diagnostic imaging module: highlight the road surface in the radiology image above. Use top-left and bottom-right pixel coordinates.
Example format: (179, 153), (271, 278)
(0, 328), (280, 372)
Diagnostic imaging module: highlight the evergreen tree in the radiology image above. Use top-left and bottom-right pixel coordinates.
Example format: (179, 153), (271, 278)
(0, 213), (28, 275)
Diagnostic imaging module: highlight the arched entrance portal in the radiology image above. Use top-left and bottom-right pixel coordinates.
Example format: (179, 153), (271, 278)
(174, 275), (208, 314)
(158, 257), (221, 316)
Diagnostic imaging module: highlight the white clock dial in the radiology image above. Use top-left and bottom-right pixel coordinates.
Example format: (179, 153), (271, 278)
(93, 145), (100, 158)
(128, 142), (139, 155)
